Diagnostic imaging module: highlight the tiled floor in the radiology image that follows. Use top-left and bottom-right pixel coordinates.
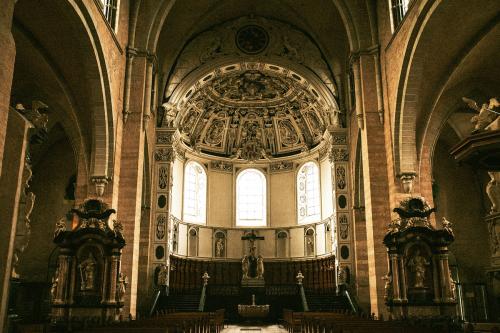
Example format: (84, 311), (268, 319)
(221, 325), (287, 332)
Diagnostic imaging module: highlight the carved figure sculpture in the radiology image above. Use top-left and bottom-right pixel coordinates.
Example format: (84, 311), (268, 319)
(51, 267), (59, 301)
(242, 256), (249, 278)
(449, 271), (456, 300)
(486, 172), (500, 214)
(161, 102), (177, 127)
(157, 264), (168, 286)
(54, 218), (67, 238)
(256, 256), (264, 278)
(382, 272), (393, 301)
(117, 272), (128, 302)
(79, 253), (97, 290)
(407, 250), (429, 288)
(215, 238), (225, 257)
(463, 97), (500, 133)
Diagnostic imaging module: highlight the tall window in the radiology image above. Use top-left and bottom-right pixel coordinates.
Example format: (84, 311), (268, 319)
(297, 162), (321, 224)
(236, 169), (267, 227)
(183, 161), (207, 224)
(390, 0), (411, 30)
(98, 0), (118, 29)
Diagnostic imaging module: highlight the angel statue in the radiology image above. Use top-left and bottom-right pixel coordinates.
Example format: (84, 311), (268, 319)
(463, 97), (500, 133)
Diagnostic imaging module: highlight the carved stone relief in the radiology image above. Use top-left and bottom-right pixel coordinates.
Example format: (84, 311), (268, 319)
(155, 148), (174, 162)
(270, 161), (293, 172)
(210, 161), (233, 172)
(336, 165), (346, 190)
(173, 62), (336, 162)
(329, 148), (348, 162)
(158, 166), (169, 189)
(156, 214), (166, 240)
(339, 214), (349, 240)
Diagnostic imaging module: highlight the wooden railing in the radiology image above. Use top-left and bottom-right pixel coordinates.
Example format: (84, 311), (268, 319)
(169, 254), (336, 293)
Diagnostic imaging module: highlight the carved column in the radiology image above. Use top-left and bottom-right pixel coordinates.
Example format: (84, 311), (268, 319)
(151, 127), (177, 294)
(329, 129), (354, 291)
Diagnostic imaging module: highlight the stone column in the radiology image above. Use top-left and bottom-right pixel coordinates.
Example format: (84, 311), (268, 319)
(151, 132), (176, 286)
(0, 0), (16, 176)
(0, 110), (29, 331)
(116, 50), (147, 317)
(390, 253), (401, 302)
(328, 129), (354, 291)
(356, 52), (393, 316)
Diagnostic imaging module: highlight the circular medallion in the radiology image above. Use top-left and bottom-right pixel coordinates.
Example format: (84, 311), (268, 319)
(236, 25), (269, 54)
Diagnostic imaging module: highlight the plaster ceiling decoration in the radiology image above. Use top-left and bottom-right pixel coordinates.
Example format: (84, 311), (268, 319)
(164, 16), (337, 101)
(170, 62), (340, 162)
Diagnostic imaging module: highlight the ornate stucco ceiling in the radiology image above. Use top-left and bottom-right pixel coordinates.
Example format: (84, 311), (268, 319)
(164, 62), (341, 161)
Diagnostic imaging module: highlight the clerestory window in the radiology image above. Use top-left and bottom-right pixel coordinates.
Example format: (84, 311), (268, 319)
(98, 0), (119, 29)
(236, 169), (267, 227)
(183, 161), (207, 224)
(297, 162), (321, 224)
(390, 0), (411, 31)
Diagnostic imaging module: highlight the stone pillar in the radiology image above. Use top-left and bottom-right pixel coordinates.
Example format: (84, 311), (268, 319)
(0, 110), (29, 331)
(0, 0), (16, 176)
(116, 51), (147, 317)
(328, 129), (354, 290)
(151, 127), (177, 294)
(356, 52), (393, 316)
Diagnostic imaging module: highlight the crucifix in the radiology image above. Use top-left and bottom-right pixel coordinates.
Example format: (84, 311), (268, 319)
(241, 231), (265, 256)
(241, 231), (265, 281)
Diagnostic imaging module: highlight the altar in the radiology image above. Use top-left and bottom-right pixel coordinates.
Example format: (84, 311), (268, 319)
(238, 295), (270, 319)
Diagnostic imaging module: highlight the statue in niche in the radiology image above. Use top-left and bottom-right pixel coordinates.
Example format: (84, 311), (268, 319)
(205, 119), (225, 146)
(215, 237), (225, 257)
(117, 272), (128, 302)
(79, 253), (97, 291)
(463, 97), (500, 133)
(278, 120), (299, 146)
(407, 249), (430, 288)
(181, 109), (198, 134)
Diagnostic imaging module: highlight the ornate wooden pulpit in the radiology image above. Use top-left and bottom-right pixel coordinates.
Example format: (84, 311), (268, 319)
(383, 196), (456, 316)
(50, 198), (126, 324)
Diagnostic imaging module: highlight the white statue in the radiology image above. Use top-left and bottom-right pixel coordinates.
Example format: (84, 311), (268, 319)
(54, 218), (67, 238)
(51, 267), (59, 301)
(463, 97), (500, 133)
(256, 256), (264, 278)
(215, 238), (225, 257)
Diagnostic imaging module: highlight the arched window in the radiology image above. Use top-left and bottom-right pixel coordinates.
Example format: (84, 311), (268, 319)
(236, 169), (267, 227)
(297, 162), (321, 224)
(183, 161), (207, 224)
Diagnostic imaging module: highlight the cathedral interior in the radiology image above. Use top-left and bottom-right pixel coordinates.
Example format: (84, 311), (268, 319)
(0, 0), (499, 332)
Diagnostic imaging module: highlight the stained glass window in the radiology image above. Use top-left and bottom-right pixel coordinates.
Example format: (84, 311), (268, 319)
(183, 161), (207, 224)
(297, 162), (321, 224)
(236, 169), (267, 227)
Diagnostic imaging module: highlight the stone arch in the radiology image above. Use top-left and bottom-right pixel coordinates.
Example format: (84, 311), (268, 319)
(14, 0), (116, 186)
(394, 0), (499, 179)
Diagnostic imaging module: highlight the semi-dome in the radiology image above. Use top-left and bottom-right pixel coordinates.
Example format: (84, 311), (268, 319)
(164, 61), (341, 161)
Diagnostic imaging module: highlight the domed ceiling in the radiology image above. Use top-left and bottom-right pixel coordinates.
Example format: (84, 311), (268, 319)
(168, 62), (340, 161)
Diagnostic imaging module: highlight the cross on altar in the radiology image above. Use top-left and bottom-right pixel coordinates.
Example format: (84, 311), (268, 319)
(241, 231), (265, 254)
